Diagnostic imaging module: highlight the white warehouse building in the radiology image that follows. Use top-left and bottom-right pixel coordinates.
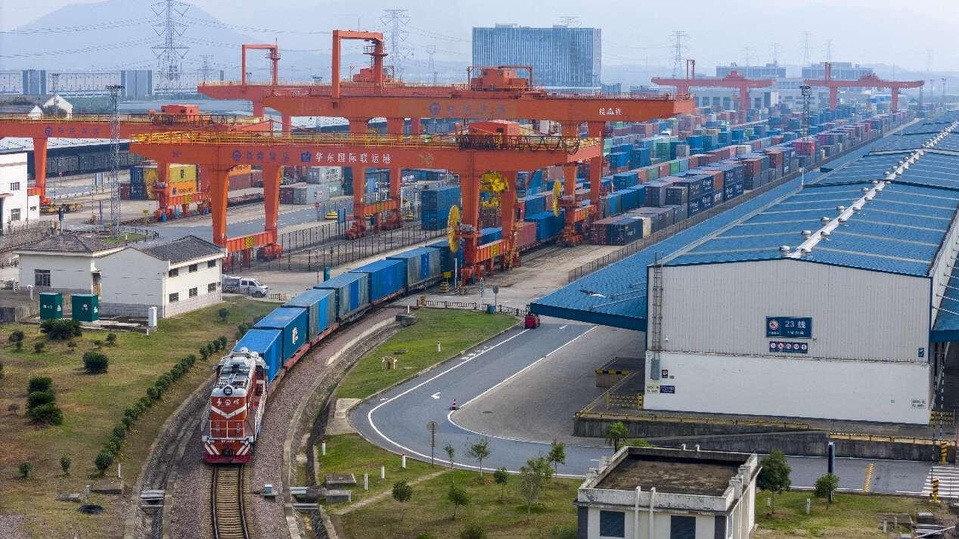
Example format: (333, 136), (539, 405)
(644, 117), (959, 424)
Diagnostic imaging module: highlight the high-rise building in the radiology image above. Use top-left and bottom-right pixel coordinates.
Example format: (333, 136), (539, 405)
(715, 63), (786, 79)
(120, 70), (154, 100)
(472, 24), (601, 91)
(802, 62), (873, 80)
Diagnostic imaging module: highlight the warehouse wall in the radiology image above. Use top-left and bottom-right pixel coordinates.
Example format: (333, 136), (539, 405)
(654, 258), (930, 362)
(932, 212), (959, 315)
(644, 351), (930, 423)
(97, 249), (164, 317)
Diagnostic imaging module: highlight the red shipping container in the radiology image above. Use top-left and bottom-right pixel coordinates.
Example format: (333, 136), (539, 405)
(699, 169), (724, 191)
(636, 169), (649, 184)
(658, 163), (671, 177)
(516, 221), (538, 251)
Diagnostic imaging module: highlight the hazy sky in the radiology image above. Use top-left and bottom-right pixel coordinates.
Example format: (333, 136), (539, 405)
(2, 0), (957, 71)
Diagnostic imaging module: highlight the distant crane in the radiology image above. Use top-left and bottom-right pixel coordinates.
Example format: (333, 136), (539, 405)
(803, 62), (924, 111)
(651, 59), (774, 111)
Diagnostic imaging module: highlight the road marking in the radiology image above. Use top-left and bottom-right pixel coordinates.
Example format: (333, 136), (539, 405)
(559, 325), (568, 330)
(922, 465), (959, 499)
(431, 392), (441, 400)
(364, 327), (596, 475)
(863, 462), (874, 493)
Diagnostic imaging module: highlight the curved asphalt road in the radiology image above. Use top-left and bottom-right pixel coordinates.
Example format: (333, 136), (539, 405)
(352, 321), (938, 494)
(352, 322), (617, 477)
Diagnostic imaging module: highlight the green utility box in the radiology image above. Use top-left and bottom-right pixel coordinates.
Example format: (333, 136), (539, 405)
(39, 292), (64, 320)
(71, 294), (100, 323)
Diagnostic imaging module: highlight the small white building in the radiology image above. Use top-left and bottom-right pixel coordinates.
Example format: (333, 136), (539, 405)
(97, 235), (225, 318)
(576, 447), (759, 539)
(0, 151), (41, 231)
(15, 233), (122, 294)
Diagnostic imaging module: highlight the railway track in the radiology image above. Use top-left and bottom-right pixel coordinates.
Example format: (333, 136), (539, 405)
(211, 466), (250, 539)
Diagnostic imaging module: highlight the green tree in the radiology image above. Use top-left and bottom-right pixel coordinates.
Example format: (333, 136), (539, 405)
(757, 450), (792, 513)
(19, 462), (33, 479)
(218, 308), (230, 322)
(95, 452), (113, 476)
(8, 329), (25, 343)
(605, 421), (629, 451)
(40, 319), (81, 340)
(60, 456), (71, 476)
(460, 523), (485, 539)
(814, 473), (840, 506)
(27, 391), (55, 409)
(106, 333), (117, 346)
(83, 351), (109, 374)
(28, 377), (52, 393)
(518, 456), (552, 521)
(392, 480), (413, 520)
(444, 442), (457, 482)
(466, 437), (491, 476)
(33, 341), (45, 354)
(27, 403), (63, 425)
(447, 484), (470, 520)
(493, 467), (509, 501)
(548, 440), (566, 474)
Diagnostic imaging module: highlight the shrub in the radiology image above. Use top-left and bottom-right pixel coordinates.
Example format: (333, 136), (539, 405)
(40, 319), (81, 340)
(199, 347), (210, 360)
(28, 377), (52, 393)
(218, 308), (230, 322)
(549, 527), (578, 539)
(460, 524), (485, 539)
(121, 415), (134, 429)
(93, 340), (104, 348)
(217, 336), (228, 349)
(27, 403), (63, 425)
(0, 361), (4, 380)
(106, 333), (117, 346)
(67, 340), (78, 352)
(112, 425), (126, 439)
(33, 341), (46, 353)
(27, 391), (55, 409)
(8, 329), (25, 343)
(147, 386), (162, 401)
(94, 452), (113, 475)
(15, 341), (22, 352)
(83, 351), (109, 373)
(415, 534), (435, 539)
(60, 456), (71, 476)
(19, 462), (33, 478)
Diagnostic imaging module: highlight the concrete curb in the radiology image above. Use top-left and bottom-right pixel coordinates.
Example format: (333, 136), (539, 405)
(282, 316), (399, 539)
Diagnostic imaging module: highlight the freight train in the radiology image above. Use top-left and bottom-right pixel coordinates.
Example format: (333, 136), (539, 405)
(203, 246), (443, 463)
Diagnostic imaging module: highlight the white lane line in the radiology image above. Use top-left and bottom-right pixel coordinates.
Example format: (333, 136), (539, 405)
(559, 325), (568, 330)
(461, 326), (596, 409)
(431, 392), (441, 400)
(364, 326), (595, 475)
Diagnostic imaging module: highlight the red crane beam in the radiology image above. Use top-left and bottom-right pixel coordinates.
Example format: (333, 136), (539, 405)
(651, 70), (774, 111)
(130, 130), (602, 280)
(803, 62), (924, 111)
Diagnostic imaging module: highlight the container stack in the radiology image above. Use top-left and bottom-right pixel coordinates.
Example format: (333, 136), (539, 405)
(421, 185), (462, 230)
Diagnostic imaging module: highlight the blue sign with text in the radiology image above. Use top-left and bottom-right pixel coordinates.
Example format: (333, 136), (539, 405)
(660, 385), (675, 394)
(766, 316), (812, 339)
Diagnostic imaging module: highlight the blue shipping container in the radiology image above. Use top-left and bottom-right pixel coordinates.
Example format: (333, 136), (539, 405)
(350, 259), (406, 301)
(254, 307), (309, 363)
(235, 329), (284, 383)
(387, 247), (442, 287)
(284, 288), (335, 339)
(315, 272), (370, 319)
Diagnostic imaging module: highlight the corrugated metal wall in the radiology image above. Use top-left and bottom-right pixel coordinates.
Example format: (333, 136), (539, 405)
(655, 258), (930, 362)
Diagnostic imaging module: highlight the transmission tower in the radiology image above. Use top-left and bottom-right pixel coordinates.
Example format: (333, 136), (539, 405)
(425, 45), (437, 86)
(772, 43), (781, 66)
(802, 31), (811, 66)
(107, 85), (123, 236)
(381, 9), (412, 80)
(152, 0), (190, 86)
(199, 55), (214, 82)
(50, 73), (61, 94)
(800, 84), (812, 138)
(670, 31), (688, 78)
(742, 46), (753, 67)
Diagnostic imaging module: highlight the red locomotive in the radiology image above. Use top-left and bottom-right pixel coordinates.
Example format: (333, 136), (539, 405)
(202, 349), (269, 464)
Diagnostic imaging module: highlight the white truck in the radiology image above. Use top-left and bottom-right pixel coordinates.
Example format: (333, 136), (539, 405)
(222, 276), (270, 298)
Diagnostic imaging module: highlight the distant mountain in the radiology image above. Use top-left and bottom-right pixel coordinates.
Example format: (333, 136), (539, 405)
(0, 0), (348, 81)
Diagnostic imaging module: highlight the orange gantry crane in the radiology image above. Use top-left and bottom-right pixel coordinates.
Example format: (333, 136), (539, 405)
(130, 128), (602, 280)
(651, 60), (774, 112)
(199, 31), (694, 243)
(0, 105), (269, 208)
(803, 61), (924, 111)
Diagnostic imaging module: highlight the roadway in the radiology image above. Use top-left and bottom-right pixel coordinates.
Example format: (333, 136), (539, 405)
(352, 322), (940, 495)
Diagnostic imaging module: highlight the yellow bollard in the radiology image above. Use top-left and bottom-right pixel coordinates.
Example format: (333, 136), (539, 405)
(932, 478), (940, 503)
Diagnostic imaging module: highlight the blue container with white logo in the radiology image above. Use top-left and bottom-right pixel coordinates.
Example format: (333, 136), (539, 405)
(234, 329), (283, 383)
(254, 307), (309, 364)
(284, 288), (335, 339)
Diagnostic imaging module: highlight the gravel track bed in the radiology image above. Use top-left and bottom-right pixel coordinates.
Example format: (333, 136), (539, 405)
(0, 515), (29, 539)
(126, 378), (213, 539)
(250, 308), (401, 539)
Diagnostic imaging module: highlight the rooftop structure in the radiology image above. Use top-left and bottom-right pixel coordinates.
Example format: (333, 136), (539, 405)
(576, 447), (759, 539)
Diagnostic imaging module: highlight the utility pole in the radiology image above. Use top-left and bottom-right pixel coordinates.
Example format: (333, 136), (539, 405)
(802, 31), (811, 67)
(825, 39), (832, 63)
(670, 31), (688, 78)
(425, 45), (437, 86)
(381, 9), (411, 80)
(199, 55), (213, 82)
(772, 43), (781, 66)
(152, 0), (190, 88)
(800, 84), (812, 139)
(742, 46), (753, 68)
(107, 85), (123, 236)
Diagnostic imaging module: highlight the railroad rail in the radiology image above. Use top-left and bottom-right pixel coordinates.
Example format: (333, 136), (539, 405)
(211, 466), (250, 539)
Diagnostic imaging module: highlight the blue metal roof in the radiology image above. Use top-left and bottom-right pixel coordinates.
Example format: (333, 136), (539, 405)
(933, 263), (959, 342)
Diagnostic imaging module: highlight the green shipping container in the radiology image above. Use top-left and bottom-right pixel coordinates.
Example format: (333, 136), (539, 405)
(39, 292), (63, 320)
(71, 294), (100, 322)
(669, 160), (681, 175)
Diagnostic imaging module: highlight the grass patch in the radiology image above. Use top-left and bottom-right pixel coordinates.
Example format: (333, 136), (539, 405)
(0, 297), (276, 538)
(334, 308), (516, 400)
(322, 434), (579, 539)
(756, 490), (945, 538)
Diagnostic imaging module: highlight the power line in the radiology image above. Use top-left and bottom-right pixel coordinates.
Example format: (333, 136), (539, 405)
(0, 38), (156, 58)
(381, 9), (412, 80)
(200, 55), (214, 82)
(182, 15), (332, 36)
(152, 0), (190, 85)
(0, 17), (154, 35)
